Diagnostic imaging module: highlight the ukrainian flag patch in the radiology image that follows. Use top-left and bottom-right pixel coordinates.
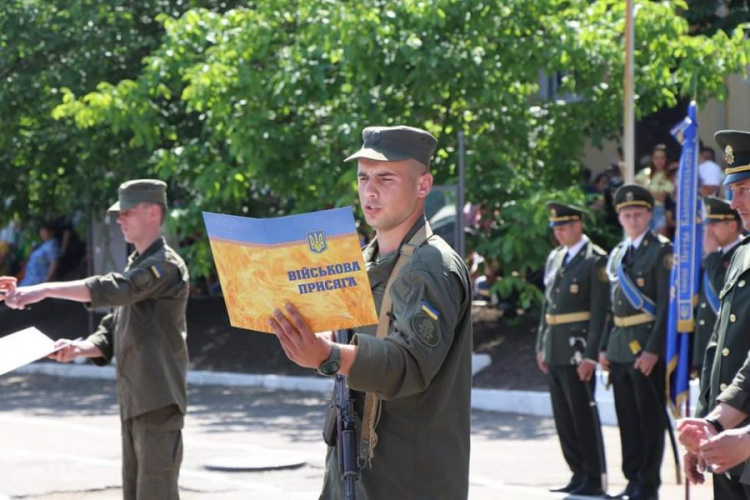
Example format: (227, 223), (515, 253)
(421, 301), (439, 320)
(150, 265), (162, 279)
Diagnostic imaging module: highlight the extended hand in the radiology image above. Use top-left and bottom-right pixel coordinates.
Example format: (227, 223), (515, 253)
(701, 428), (750, 474)
(677, 418), (716, 455)
(269, 303), (332, 369)
(0, 276), (17, 300)
(4, 285), (48, 310)
(634, 351), (659, 376)
(49, 339), (84, 363)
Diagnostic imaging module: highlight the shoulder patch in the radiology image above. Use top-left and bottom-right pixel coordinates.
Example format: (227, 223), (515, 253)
(664, 253), (674, 270)
(131, 269), (154, 289)
(598, 266), (609, 283)
(150, 265), (162, 279)
(412, 301), (441, 348)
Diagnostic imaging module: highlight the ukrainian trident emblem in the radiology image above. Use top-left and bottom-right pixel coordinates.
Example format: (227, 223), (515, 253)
(307, 231), (327, 253)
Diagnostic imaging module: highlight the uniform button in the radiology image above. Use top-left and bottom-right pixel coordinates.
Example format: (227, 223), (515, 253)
(701, 302), (706, 309)
(555, 289), (560, 293)
(722, 348), (730, 357)
(618, 301), (623, 306)
(699, 320), (705, 326)
(740, 280), (746, 288)
(720, 383), (728, 391)
(730, 313), (737, 323)
(552, 304), (557, 310)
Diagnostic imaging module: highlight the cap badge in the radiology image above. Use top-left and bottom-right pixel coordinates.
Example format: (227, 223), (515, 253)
(626, 191), (634, 202)
(550, 208), (557, 218)
(369, 130), (381, 145)
(725, 145), (735, 165)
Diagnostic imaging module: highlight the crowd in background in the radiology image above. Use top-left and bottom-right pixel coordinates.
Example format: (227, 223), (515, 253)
(0, 216), (85, 287)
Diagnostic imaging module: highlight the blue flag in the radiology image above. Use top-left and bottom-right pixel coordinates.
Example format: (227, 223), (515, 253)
(666, 101), (703, 418)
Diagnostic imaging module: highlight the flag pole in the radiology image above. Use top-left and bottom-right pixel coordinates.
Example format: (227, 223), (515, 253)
(623, 0), (636, 184)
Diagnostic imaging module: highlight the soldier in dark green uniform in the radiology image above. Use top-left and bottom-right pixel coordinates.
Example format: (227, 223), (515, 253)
(692, 197), (743, 374)
(536, 202), (608, 496)
(599, 184), (672, 500)
(677, 130), (750, 500)
(7, 180), (189, 500)
(269, 126), (473, 499)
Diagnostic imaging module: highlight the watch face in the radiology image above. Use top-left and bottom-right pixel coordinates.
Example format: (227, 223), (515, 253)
(320, 360), (340, 376)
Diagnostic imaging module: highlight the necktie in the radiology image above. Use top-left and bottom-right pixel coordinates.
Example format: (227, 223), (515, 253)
(626, 245), (635, 265)
(563, 251), (570, 266)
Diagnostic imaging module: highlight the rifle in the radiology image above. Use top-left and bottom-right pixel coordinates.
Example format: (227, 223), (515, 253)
(329, 329), (359, 499)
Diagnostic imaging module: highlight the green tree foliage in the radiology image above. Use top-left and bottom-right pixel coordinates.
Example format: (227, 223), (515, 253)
(5, 0), (750, 302)
(0, 0), (242, 222)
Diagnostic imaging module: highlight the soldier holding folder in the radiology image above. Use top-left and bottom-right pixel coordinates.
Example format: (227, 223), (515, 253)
(269, 126), (473, 499)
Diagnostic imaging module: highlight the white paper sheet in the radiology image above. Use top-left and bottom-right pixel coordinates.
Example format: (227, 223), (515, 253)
(0, 327), (58, 376)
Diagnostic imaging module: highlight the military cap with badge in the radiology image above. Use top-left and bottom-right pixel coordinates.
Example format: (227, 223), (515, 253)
(107, 179), (168, 214)
(344, 125), (438, 168)
(546, 202), (586, 227)
(717, 130), (750, 186)
(613, 184), (655, 213)
(704, 196), (740, 223)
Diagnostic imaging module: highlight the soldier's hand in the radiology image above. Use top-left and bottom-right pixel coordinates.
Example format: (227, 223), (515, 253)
(598, 352), (610, 371)
(536, 352), (548, 374)
(577, 361), (596, 381)
(677, 418), (715, 455)
(4, 284), (48, 309)
(49, 339), (85, 363)
(269, 303), (331, 369)
(634, 351), (658, 376)
(0, 276), (17, 300)
(683, 451), (706, 485)
(700, 428), (750, 474)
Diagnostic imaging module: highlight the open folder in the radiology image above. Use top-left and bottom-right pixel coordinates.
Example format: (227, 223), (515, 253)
(0, 327), (60, 376)
(203, 207), (378, 333)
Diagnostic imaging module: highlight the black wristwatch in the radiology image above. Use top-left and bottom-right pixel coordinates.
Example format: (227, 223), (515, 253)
(317, 344), (341, 376)
(705, 417), (725, 434)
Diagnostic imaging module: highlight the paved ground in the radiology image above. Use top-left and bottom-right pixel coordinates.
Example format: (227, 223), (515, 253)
(0, 374), (710, 499)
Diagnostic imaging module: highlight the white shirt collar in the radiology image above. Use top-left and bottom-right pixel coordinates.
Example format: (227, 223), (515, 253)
(722, 236), (743, 254)
(565, 234), (589, 260)
(626, 231), (648, 249)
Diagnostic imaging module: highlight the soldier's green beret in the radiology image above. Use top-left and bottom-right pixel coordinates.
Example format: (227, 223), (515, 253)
(344, 125), (438, 168)
(613, 184), (654, 213)
(107, 179), (168, 214)
(546, 202), (585, 227)
(715, 130), (750, 186)
(704, 196), (740, 223)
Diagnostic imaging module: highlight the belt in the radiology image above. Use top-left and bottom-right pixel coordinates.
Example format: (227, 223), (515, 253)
(545, 311), (591, 326)
(613, 313), (655, 327)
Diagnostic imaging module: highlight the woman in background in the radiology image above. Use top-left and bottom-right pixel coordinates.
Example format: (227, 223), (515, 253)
(635, 144), (674, 237)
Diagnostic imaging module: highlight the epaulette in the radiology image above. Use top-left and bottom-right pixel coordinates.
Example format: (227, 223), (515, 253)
(590, 244), (607, 257)
(656, 234), (672, 245)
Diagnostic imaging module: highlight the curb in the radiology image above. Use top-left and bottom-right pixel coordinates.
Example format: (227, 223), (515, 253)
(15, 357), (698, 427)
